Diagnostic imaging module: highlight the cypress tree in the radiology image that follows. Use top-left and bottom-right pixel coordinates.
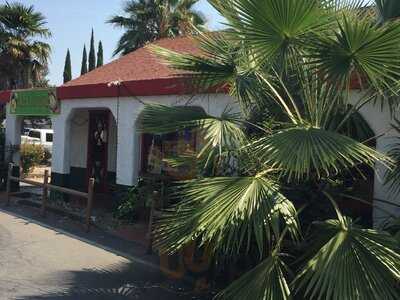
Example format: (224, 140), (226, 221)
(97, 40), (104, 68)
(63, 49), (72, 83)
(81, 45), (88, 75)
(88, 29), (96, 71)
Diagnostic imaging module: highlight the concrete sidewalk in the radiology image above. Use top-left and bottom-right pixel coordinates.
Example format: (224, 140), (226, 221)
(0, 209), (209, 299)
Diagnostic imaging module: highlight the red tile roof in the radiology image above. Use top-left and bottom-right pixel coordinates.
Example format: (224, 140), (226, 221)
(58, 36), (202, 99)
(63, 36), (199, 87)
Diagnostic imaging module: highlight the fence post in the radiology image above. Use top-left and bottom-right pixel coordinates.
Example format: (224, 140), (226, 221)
(85, 178), (95, 232)
(41, 170), (49, 217)
(6, 163), (13, 206)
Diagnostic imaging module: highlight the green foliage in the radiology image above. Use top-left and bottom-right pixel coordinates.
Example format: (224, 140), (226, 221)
(154, 176), (299, 256)
(107, 0), (206, 56)
(43, 148), (51, 164)
(252, 127), (391, 181)
(113, 187), (138, 223)
(309, 15), (400, 93)
(221, 0), (332, 64)
(216, 250), (291, 300)
(383, 217), (400, 242)
(88, 29), (96, 71)
(20, 143), (45, 175)
(384, 119), (400, 195)
(63, 49), (72, 83)
(97, 40), (104, 67)
(140, 0), (400, 299)
(0, 2), (51, 89)
(80, 45), (88, 75)
(295, 217), (400, 300)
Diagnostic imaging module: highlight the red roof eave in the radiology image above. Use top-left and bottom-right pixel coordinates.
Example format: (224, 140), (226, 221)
(57, 77), (227, 100)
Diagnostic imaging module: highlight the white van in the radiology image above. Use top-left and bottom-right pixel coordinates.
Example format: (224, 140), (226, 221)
(21, 128), (53, 153)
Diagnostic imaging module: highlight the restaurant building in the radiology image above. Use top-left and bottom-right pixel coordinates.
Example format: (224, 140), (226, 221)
(1, 36), (399, 224)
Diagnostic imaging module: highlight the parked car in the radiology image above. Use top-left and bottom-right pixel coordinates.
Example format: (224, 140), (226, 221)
(21, 128), (53, 153)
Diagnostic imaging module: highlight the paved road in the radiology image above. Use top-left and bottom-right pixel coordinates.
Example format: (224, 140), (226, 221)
(0, 209), (205, 300)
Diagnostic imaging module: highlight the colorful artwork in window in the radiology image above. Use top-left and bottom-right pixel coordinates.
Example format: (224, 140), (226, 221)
(141, 129), (197, 180)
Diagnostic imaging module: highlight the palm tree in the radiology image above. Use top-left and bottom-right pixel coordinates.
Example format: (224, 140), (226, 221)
(107, 0), (206, 56)
(139, 0), (400, 299)
(0, 2), (51, 90)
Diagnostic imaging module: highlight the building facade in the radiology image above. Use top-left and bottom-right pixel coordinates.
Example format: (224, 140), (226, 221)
(1, 36), (399, 225)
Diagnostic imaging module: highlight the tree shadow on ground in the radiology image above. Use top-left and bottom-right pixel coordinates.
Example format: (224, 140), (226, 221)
(15, 261), (213, 300)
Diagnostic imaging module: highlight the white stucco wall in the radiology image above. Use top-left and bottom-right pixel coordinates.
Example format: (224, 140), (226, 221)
(51, 93), (236, 187)
(5, 90), (400, 224)
(351, 91), (400, 225)
(69, 109), (88, 169)
(4, 103), (22, 164)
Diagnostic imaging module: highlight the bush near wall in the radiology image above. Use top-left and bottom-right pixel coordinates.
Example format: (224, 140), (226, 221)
(20, 143), (45, 175)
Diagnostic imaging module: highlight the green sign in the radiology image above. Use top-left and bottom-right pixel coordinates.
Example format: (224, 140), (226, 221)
(10, 88), (60, 116)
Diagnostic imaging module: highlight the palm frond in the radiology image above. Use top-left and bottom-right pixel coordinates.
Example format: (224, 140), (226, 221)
(328, 106), (376, 143)
(384, 118), (400, 195)
(151, 33), (283, 114)
(309, 15), (400, 93)
(383, 217), (400, 243)
(216, 250), (292, 300)
(109, 0), (205, 55)
(138, 103), (245, 154)
(224, 0), (332, 64)
(154, 176), (300, 257)
(150, 33), (237, 92)
(252, 126), (392, 181)
(138, 104), (209, 133)
(295, 216), (400, 300)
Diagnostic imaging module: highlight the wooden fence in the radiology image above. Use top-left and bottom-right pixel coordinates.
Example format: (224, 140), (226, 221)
(5, 163), (95, 232)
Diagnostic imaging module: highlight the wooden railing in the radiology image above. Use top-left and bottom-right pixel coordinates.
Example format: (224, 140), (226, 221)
(5, 163), (95, 232)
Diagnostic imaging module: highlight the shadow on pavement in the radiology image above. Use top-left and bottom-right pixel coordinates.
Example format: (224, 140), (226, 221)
(15, 262), (213, 300)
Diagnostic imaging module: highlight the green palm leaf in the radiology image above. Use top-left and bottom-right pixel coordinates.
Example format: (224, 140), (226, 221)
(252, 126), (391, 181)
(138, 104), (209, 133)
(295, 217), (400, 300)
(223, 0), (331, 63)
(154, 176), (300, 256)
(151, 33), (282, 114)
(138, 103), (245, 154)
(108, 0), (205, 55)
(150, 33), (237, 91)
(384, 119), (400, 195)
(216, 250), (292, 300)
(309, 15), (400, 93)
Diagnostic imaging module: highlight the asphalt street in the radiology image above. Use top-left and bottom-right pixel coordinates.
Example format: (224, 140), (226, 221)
(0, 209), (207, 299)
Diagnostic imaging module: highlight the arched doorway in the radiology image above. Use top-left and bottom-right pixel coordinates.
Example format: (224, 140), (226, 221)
(68, 108), (117, 193)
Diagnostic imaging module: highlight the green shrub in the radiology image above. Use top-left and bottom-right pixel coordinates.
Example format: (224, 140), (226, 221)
(20, 143), (45, 175)
(113, 186), (138, 223)
(43, 148), (52, 164)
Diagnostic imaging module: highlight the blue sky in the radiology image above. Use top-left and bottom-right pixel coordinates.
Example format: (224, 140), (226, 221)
(9, 0), (224, 85)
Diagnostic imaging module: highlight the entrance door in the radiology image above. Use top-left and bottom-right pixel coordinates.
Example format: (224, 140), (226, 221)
(87, 111), (109, 192)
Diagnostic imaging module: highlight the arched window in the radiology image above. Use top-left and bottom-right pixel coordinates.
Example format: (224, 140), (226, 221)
(141, 128), (198, 180)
